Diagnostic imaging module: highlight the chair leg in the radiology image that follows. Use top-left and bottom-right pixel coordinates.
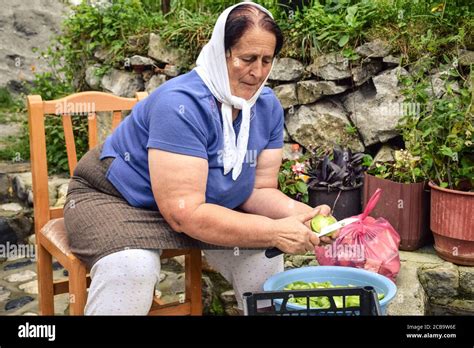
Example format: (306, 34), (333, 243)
(185, 249), (202, 316)
(68, 260), (88, 315)
(36, 243), (55, 315)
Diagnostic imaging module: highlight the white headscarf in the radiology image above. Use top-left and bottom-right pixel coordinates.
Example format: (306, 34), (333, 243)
(194, 2), (275, 180)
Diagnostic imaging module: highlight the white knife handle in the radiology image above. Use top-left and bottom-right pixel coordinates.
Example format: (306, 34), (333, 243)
(318, 217), (359, 237)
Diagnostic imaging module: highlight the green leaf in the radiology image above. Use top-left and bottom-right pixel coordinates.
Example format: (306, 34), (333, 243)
(315, 32), (329, 41)
(296, 181), (308, 194)
(347, 5), (358, 17)
(439, 145), (457, 160)
(338, 35), (350, 47)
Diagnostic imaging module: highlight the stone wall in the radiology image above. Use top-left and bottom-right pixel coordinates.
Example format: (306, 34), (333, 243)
(88, 36), (390, 156)
(84, 36), (472, 162)
(84, 33), (184, 98)
(0, 0), (71, 93)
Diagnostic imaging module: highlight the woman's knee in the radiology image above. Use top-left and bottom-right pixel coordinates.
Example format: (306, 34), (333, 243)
(85, 249), (161, 315)
(91, 248), (161, 283)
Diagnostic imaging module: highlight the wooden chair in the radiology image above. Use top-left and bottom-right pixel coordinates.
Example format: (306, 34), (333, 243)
(27, 91), (202, 315)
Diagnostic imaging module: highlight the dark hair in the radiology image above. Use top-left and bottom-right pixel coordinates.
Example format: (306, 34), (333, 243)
(224, 4), (284, 57)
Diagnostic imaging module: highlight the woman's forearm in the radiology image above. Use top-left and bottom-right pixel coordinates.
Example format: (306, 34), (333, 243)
(181, 203), (276, 248)
(239, 188), (312, 219)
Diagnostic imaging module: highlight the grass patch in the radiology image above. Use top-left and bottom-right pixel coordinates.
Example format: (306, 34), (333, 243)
(0, 111), (25, 124)
(0, 87), (14, 109)
(0, 131), (29, 163)
(0, 101), (29, 162)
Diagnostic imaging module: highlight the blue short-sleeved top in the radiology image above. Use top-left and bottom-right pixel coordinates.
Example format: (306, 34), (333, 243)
(100, 69), (284, 211)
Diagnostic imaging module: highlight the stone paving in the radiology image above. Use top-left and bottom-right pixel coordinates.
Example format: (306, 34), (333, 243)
(0, 248), (238, 316)
(0, 254), (69, 315)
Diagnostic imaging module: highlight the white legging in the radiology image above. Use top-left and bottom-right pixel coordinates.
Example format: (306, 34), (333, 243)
(84, 248), (284, 315)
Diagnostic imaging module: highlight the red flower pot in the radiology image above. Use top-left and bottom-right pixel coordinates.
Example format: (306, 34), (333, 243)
(429, 182), (474, 266)
(363, 173), (432, 251)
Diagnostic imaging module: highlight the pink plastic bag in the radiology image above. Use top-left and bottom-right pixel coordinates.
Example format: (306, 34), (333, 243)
(315, 189), (401, 282)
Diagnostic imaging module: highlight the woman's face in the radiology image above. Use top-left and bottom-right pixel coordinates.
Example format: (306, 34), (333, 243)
(226, 27), (276, 100)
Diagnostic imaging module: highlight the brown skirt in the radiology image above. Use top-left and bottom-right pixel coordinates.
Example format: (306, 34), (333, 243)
(64, 144), (229, 270)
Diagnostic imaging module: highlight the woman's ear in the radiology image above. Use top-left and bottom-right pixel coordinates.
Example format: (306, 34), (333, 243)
(225, 49), (231, 58)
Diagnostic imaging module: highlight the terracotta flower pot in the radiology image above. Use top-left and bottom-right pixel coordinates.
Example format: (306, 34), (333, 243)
(363, 173), (432, 251)
(429, 182), (474, 266)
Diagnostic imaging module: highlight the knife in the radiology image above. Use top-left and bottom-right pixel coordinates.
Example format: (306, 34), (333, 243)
(317, 217), (359, 237)
(264, 217), (359, 258)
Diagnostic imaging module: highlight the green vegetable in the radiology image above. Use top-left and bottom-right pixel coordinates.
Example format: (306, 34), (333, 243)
(310, 214), (337, 236)
(283, 280), (384, 309)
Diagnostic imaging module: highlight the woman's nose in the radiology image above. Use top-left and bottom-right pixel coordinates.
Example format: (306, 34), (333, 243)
(249, 60), (264, 80)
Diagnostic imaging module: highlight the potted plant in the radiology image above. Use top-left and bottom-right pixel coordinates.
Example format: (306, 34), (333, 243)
(363, 148), (432, 251)
(305, 146), (368, 220)
(401, 64), (474, 265)
(278, 147), (311, 203)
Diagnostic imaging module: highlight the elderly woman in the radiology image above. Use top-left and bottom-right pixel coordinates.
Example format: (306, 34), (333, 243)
(64, 2), (335, 315)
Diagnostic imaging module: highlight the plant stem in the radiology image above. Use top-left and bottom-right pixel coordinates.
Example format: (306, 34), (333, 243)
(433, 158), (442, 185)
(447, 158), (453, 189)
(440, 0), (447, 21)
(332, 189), (342, 213)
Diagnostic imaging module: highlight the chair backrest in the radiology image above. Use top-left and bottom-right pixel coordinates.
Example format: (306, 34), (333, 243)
(27, 91), (148, 235)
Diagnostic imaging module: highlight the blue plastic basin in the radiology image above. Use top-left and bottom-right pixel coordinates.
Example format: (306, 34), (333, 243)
(263, 266), (397, 315)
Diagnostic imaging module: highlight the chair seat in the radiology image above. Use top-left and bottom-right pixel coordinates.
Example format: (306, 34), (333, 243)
(40, 218), (72, 256)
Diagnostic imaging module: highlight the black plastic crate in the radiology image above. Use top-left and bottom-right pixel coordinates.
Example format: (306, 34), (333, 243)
(243, 286), (381, 316)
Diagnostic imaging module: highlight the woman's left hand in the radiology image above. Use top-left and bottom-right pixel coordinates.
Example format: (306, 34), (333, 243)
(304, 204), (339, 245)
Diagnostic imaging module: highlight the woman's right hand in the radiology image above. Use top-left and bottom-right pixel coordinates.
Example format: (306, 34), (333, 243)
(271, 208), (322, 255)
